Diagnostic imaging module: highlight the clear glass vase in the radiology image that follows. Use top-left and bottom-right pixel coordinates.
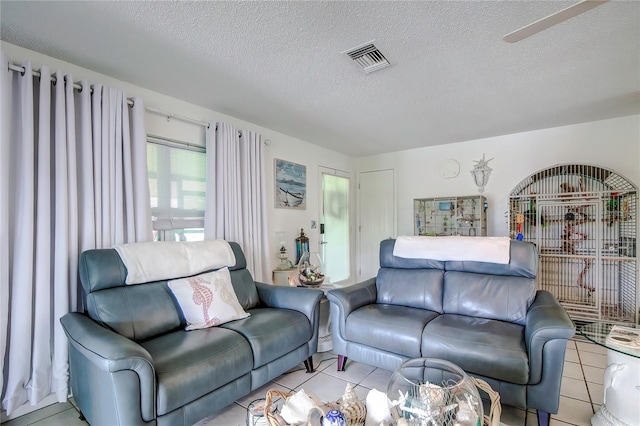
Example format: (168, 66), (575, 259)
(297, 251), (325, 287)
(387, 358), (483, 426)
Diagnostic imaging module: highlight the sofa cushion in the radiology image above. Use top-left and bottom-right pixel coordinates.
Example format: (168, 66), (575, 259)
(346, 304), (439, 358)
(421, 314), (529, 384)
(221, 308), (312, 368)
(140, 327), (253, 415)
(168, 268), (250, 330)
(443, 271), (535, 325)
(86, 282), (181, 341)
(79, 248), (128, 293)
(379, 238), (445, 270)
(79, 242), (250, 293)
(80, 242), (259, 340)
(230, 268), (260, 310)
(377, 268), (444, 312)
(444, 240), (538, 278)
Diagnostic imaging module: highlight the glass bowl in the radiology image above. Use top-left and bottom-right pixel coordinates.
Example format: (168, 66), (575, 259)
(386, 358), (483, 426)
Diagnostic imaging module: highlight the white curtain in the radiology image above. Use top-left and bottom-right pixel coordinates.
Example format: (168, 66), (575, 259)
(0, 52), (152, 415)
(204, 123), (270, 282)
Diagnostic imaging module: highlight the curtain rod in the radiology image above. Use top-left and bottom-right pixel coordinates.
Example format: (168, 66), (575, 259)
(8, 63), (211, 128)
(146, 106), (209, 128)
(8, 63), (135, 107)
(7, 62), (271, 144)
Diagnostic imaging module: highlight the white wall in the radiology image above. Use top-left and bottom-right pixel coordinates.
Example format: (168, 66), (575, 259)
(1, 42), (355, 275)
(356, 115), (640, 237)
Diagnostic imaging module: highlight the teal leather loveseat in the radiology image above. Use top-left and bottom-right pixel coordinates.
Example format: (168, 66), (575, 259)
(60, 241), (322, 426)
(328, 238), (575, 426)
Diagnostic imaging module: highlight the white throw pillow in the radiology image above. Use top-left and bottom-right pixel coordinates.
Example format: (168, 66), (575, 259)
(168, 267), (250, 330)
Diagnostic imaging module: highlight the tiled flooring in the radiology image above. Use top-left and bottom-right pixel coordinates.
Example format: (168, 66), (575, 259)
(2, 338), (607, 426)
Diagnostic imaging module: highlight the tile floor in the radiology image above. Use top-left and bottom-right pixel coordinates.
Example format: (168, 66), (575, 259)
(2, 338), (607, 426)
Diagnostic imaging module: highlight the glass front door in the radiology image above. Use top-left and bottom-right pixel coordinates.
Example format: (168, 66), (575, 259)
(320, 168), (350, 283)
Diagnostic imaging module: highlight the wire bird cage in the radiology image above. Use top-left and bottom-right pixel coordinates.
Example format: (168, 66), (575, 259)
(509, 164), (638, 324)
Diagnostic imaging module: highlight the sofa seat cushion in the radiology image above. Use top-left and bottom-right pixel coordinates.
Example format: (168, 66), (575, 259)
(221, 308), (312, 368)
(347, 304), (439, 358)
(140, 327), (253, 415)
(421, 314), (529, 384)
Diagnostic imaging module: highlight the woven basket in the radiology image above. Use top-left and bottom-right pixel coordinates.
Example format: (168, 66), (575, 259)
(264, 389), (287, 426)
(471, 377), (502, 426)
(265, 379), (501, 426)
(264, 389), (336, 426)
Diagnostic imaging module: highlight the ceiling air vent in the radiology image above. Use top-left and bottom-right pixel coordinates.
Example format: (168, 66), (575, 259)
(342, 42), (391, 74)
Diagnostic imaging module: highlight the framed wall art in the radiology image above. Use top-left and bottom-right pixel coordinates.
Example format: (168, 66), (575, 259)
(275, 158), (306, 209)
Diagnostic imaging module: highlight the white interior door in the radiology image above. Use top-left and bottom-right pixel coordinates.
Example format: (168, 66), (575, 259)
(358, 169), (395, 280)
(320, 167), (351, 284)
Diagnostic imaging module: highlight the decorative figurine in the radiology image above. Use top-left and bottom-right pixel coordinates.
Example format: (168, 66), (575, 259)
(470, 153), (493, 193)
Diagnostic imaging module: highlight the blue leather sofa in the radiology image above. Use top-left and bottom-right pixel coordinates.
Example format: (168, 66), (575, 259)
(60, 242), (323, 426)
(327, 239), (575, 426)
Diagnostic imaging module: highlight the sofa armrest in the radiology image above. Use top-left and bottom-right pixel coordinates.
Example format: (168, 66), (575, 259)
(60, 312), (156, 423)
(255, 282), (323, 325)
(525, 290), (575, 383)
(255, 282), (323, 354)
(327, 278), (376, 358)
(326, 278), (377, 317)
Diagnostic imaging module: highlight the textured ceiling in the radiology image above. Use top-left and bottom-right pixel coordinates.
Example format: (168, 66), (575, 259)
(1, 1), (639, 157)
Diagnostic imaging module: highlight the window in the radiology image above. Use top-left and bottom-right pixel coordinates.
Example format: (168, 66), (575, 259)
(147, 135), (206, 241)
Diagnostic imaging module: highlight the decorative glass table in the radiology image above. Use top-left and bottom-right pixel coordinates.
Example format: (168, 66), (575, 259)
(578, 322), (640, 426)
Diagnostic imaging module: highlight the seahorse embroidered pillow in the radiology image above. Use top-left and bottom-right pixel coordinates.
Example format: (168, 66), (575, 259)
(168, 267), (250, 330)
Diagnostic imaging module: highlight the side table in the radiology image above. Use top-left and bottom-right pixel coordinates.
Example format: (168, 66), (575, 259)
(306, 283), (335, 352)
(296, 282), (357, 353)
(272, 267), (297, 286)
(578, 322), (640, 426)
(311, 282), (359, 353)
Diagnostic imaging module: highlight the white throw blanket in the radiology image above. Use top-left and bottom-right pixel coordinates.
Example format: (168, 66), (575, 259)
(393, 236), (511, 264)
(114, 240), (237, 285)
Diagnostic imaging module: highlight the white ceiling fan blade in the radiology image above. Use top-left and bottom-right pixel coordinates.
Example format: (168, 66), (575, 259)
(503, 0), (609, 43)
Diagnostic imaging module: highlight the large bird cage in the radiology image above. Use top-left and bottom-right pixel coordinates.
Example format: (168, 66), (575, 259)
(509, 164), (638, 324)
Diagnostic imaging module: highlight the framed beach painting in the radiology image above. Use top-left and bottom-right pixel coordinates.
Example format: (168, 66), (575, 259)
(275, 159), (306, 209)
